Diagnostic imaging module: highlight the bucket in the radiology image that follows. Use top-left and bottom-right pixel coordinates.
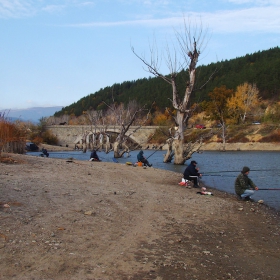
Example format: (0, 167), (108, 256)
(137, 162), (143, 167)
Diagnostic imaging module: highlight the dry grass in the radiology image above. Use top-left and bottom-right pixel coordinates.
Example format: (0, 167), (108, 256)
(258, 130), (280, 142)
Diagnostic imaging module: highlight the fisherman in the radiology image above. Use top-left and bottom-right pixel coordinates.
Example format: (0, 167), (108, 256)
(183, 160), (202, 188)
(235, 166), (258, 201)
(137, 150), (152, 167)
(41, 148), (49, 157)
(89, 149), (100, 161)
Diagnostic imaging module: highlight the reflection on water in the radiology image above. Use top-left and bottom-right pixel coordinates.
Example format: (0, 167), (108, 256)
(27, 149), (280, 211)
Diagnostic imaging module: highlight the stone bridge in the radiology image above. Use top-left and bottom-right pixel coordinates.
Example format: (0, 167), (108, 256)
(46, 125), (159, 148)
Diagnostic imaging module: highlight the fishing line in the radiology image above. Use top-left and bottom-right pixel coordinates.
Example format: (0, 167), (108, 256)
(258, 188), (280, 191)
(204, 169), (280, 173)
(203, 174), (271, 179)
(44, 152), (83, 156)
(203, 174), (236, 178)
(146, 147), (163, 160)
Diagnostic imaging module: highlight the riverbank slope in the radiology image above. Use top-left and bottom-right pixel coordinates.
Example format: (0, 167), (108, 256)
(0, 153), (279, 279)
(202, 141), (280, 151)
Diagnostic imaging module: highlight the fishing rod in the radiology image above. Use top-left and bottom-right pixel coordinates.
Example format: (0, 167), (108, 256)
(204, 169), (280, 174)
(203, 174), (236, 177)
(146, 146), (163, 160)
(258, 188), (280, 191)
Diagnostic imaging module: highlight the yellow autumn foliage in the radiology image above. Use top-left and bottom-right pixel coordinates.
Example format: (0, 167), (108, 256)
(227, 82), (260, 123)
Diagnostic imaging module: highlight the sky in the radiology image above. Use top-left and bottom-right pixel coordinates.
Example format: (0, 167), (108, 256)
(0, 0), (279, 110)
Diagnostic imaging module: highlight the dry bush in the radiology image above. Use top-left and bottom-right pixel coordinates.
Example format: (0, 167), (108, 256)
(257, 125), (279, 136)
(0, 116), (26, 155)
(258, 130), (280, 142)
(228, 132), (250, 143)
(148, 128), (169, 144)
(31, 136), (44, 145)
(41, 130), (58, 145)
(152, 111), (173, 126)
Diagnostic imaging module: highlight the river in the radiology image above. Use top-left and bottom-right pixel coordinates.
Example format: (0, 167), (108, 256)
(27, 149), (280, 212)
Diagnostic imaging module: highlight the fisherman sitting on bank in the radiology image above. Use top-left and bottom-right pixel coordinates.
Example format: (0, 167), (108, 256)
(235, 166), (258, 201)
(137, 150), (152, 167)
(41, 148), (49, 157)
(183, 160), (202, 188)
(89, 149), (100, 161)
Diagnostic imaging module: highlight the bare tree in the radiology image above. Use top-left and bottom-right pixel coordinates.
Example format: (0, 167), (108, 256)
(103, 100), (146, 158)
(76, 110), (111, 153)
(85, 109), (105, 132)
(159, 124), (213, 161)
(132, 18), (215, 164)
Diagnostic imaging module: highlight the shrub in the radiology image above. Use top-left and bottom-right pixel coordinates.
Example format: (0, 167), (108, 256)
(228, 134), (250, 143)
(41, 130), (59, 145)
(184, 129), (212, 143)
(32, 136), (43, 145)
(148, 128), (169, 144)
(257, 125), (279, 136)
(258, 130), (280, 142)
(0, 116), (26, 154)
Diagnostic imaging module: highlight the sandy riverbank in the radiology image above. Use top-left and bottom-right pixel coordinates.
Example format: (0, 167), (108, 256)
(0, 153), (279, 279)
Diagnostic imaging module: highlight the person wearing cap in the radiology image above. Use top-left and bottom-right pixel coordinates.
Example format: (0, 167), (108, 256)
(183, 160), (202, 188)
(235, 166), (258, 201)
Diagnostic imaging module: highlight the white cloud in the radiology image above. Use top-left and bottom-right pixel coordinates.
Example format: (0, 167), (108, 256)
(1, 0), (280, 35)
(0, 0), (95, 18)
(66, 3), (280, 35)
(227, 0), (280, 5)
(203, 6), (280, 33)
(66, 16), (183, 28)
(78, 1), (96, 7)
(119, 0), (170, 5)
(41, 5), (66, 14)
(0, 0), (35, 18)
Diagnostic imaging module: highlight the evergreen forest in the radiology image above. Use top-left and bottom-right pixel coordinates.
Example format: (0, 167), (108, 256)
(54, 46), (280, 117)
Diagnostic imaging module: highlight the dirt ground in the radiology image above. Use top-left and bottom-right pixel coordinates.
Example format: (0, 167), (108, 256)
(0, 153), (279, 280)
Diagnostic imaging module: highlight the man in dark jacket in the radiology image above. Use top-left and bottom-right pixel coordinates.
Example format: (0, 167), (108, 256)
(235, 166), (258, 200)
(89, 149), (100, 161)
(42, 148), (49, 157)
(137, 150), (152, 167)
(183, 160), (201, 188)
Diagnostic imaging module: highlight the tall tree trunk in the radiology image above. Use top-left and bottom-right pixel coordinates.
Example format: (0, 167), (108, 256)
(113, 141), (128, 158)
(105, 134), (111, 153)
(221, 123), (226, 151)
(163, 138), (174, 163)
(173, 139), (185, 164)
(173, 110), (187, 164)
(82, 132), (87, 153)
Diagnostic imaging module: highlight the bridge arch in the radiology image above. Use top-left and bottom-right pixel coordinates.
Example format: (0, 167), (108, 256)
(46, 125), (159, 148)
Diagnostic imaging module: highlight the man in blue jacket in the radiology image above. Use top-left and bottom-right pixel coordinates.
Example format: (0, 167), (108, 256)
(183, 160), (202, 188)
(137, 150), (152, 167)
(89, 149), (100, 161)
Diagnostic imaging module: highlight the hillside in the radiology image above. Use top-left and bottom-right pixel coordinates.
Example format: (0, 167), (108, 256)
(145, 122), (280, 148)
(54, 46), (280, 117)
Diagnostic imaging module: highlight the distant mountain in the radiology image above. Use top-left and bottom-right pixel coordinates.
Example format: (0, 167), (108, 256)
(1, 106), (63, 123)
